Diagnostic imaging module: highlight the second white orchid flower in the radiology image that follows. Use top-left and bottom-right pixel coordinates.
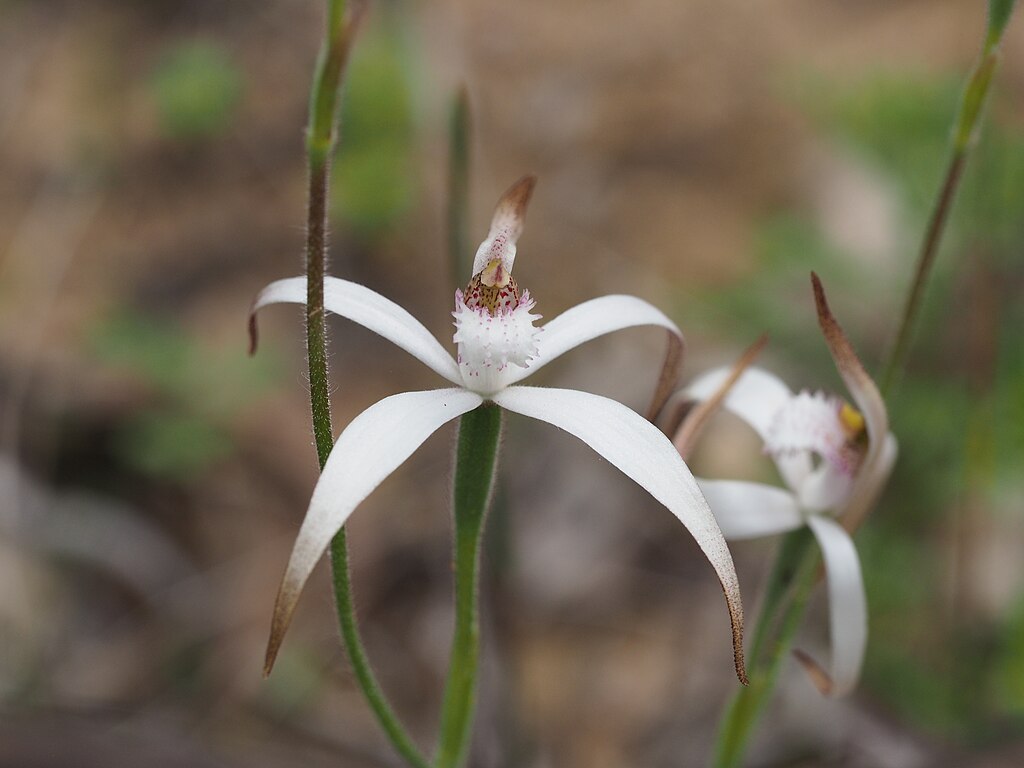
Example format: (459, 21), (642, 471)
(677, 275), (897, 697)
(251, 177), (747, 681)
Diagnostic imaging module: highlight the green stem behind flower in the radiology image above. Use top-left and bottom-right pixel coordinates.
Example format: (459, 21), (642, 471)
(302, 3), (429, 767)
(713, 6), (1016, 764)
(712, 531), (818, 768)
(881, 1), (1014, 394)
(448, 87), (472, 289)
(435, 405), (503, 768)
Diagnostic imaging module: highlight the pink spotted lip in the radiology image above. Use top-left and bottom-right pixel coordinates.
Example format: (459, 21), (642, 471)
(452, 287), (542, 396)
(764, 390), (864, 477)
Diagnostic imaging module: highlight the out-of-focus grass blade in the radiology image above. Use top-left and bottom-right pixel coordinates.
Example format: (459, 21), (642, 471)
(988, 0), (1018, 48)
(448, 86), (472, 288)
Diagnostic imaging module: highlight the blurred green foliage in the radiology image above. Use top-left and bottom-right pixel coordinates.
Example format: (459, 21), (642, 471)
(814, 74), (1024, 251)
(688, 70), (1024, 739)
(149, 41), (242, 141)
(331, 15), (416, 235)
(91, 311), (280, 481)
(995, 598), (1024, 717)
(117, 412), (233, 481)
(815, 75), (958, 213)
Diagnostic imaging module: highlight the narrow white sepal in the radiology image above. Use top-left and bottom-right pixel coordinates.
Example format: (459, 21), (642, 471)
(253, 277), (463, 385)
(492, 385), (745, 678)
(686, 366), (811, 489)
(806, 514), (867, 697)
(267, 388), (482, 667)
(505, 295), (682, 386)
(686, 366), (792, 440)
(696, 479), (804, 540)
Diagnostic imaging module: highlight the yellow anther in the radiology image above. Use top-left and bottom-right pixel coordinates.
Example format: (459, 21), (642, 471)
(839, 402), (865, 436)
(480, 258), (510, 288)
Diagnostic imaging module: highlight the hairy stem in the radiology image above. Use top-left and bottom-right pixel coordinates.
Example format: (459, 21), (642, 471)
(306, 159), (334, 464)
(434, 405), (503, 768)
(303, 3), (429, 766)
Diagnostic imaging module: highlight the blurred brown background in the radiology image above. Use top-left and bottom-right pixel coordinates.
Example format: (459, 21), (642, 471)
(2, 0), (1024, 766)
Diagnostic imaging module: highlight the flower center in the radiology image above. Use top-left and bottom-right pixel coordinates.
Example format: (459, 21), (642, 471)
(462, 258), (521, 314)
(765, 391), (866, 477)
(452, 259), (542, 396)
(839, 402), (866, 437)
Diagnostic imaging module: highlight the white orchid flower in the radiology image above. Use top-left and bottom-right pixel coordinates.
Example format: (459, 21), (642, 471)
(676, 274), (896, 697)
(251, 177), (746, 682)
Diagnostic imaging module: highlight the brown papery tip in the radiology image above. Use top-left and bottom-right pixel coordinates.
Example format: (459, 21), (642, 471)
(263, 626), (282, 679)
(793, 648), (834, 696)
(810, 272), (879, 401)
(730, 599), (749, 687)
(262, 592), (294, 678)
(262, 618), (286, 675)
(495, 175), (537, 223)
(644, 331), (685, 423)
(810, 272), (851, 364)
(248, 310), (260, 357)
(718, 578), (749, 686)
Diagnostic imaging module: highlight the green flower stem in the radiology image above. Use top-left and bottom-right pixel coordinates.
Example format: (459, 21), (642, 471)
(880, 1), (1014, 394)
(302, 3), (428, 767)
(435, 404), (503, 768)
(447, 86), (472, 288)
(329, 527), (430, 768)
(712, 530), (818, 768)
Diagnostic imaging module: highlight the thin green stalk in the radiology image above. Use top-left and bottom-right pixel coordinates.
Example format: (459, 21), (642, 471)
(435, 405), (503, 768)
(302, 3), (429, 767)
(330, 527), (430, 768)
(713, 7), (1016, 764)
(447, 86), (472, 288)
(713, 531), (817, 768)
(881, 2), (1013, 393)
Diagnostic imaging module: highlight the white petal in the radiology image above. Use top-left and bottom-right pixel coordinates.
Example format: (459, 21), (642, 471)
(685, 366), (811, 489)
(670, 335), (767, 458)
(264, 388), (483, 673)
(251, 277), (462, 385)
(696, 479), (804, 540)
(492, 385), (747, 682)
(505, 295), (682, 386)
(686, 366), (791, 439)
(803, 514), (867, 697)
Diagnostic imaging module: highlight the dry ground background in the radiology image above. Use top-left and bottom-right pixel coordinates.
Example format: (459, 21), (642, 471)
(2, 1), (1024, 766)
